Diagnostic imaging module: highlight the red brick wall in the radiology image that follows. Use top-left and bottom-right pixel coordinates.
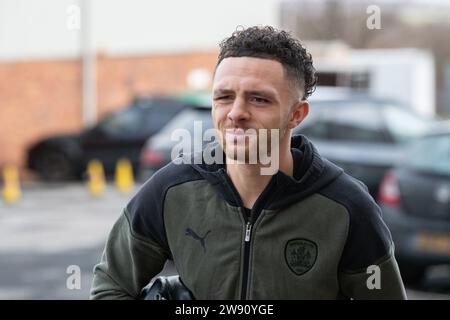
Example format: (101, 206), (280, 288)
(0, 50), (218, 179)
(0, 59), (82, 175)
(96, 50), (217, 117)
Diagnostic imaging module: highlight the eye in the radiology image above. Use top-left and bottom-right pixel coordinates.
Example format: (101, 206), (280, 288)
(214, 95), (233, 102)
(251, 96), (270, 104)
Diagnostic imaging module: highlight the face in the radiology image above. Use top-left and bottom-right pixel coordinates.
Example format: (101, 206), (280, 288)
(211, 56), (308, 163)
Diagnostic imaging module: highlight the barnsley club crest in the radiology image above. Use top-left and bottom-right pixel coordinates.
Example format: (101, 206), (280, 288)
(285, 239), (318, 275)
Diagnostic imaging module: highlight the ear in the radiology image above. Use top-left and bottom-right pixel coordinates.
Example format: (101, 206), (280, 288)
(287, 100), (309, 129)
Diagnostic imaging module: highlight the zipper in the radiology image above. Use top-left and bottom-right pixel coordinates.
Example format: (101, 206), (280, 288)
(240, 205), (274, 299)
(240, 219), (253, 300)
(244, 222), (252, 242)
(217, 170), (254, 300)
(217, 168), (276, 300)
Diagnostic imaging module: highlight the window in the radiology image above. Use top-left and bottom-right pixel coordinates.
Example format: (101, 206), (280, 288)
(296, 102), (388, 142)
(297, 119), (329, 139)
(406, 135), (450, 176)
(98, 99), (183, 137)
(142, 104), (181, 134)
(325, 103), (387, 143)
(99, 107), (143, 136)
(160, 108), (214, 135)
(381, 105), (430, 143)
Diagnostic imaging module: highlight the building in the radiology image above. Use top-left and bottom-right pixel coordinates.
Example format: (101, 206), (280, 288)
(0, 0), (281, 173)
(308, 41), (435, 117)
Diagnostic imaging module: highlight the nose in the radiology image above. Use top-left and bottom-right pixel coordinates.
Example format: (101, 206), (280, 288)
(227, 97), (250, 123)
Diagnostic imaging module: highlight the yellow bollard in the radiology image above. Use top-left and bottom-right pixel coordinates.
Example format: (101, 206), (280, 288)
(2, 165), (21, 204)
(115, 158), (134, 193)
(87, 159), (105, 196)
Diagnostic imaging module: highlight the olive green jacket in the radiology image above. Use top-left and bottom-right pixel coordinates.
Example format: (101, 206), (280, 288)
(90, 135), (407, 300)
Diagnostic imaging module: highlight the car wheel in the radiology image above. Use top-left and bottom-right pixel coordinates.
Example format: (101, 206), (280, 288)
(35, 149), (75, 181)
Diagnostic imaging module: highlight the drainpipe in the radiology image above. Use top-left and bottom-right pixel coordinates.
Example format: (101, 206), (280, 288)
(80, 0), (97, 127)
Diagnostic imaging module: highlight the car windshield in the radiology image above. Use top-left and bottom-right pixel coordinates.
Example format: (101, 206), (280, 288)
(381, 105), (431, 143)
(99, 107), (144, 135)
(405, 134), (450, 176)
(159, 107), (214, 135)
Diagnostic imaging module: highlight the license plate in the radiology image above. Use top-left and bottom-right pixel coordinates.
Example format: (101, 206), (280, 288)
(416, 233), (450, 254)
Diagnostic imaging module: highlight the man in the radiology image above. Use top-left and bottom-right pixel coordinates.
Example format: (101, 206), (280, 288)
(90, 26), (407, 299)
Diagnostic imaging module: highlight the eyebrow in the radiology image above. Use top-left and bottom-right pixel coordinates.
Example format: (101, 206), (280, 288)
(213, 89), (234, 96)
(246, 90), (276, 98)
(213, 89), (277, 99)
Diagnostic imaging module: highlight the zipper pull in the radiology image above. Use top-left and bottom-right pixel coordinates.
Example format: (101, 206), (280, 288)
(245, 222), (252, 242)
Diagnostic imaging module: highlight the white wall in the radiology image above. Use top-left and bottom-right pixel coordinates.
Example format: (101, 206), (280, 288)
(0, 0), (280, 61)
(0, 0), (81, 60)
(350, 49), (435, 116)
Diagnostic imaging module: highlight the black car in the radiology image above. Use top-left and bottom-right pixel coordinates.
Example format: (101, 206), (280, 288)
(140, 88), (432, 195)
(295, 94), (431, 196)
(26, 96), (186, 181)
(379, 127), (450, 283)
(139, 104), (213, 180)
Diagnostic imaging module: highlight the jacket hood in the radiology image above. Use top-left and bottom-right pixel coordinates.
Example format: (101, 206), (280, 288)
(188, 134), (343, 211)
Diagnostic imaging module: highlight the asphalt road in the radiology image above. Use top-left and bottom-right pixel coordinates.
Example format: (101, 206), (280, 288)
(0, 182), (449, 300)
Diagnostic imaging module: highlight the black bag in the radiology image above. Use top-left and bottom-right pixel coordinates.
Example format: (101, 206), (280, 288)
(140, 276), (195, 300)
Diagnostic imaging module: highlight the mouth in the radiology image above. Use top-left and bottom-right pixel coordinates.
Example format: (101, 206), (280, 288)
(225, 128), (247, 143)
(225, 128), (246, 136)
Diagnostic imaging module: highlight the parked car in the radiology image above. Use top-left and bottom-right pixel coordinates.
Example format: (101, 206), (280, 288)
(139, 103), (213, 180)
(296, 93), (432, 196)
(378, 127), (450, 283)
(26, 96), (187, 181)
(139, 88), (432, 194)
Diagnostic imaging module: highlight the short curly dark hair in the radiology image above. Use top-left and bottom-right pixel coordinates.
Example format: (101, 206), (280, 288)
(216, 26), (317, 100)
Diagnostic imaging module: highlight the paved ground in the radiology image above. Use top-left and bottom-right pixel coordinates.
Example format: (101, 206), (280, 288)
(0, 182), (449, 300)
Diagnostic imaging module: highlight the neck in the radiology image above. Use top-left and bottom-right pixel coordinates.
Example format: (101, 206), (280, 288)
(226, 138), (294, 209)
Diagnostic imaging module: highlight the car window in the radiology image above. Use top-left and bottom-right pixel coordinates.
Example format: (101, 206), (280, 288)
(159, 108), (214, 135)
(297, 118), (329, 139)
(99, 107), (143, 136)
(295, 101), (388, 142)
(98, 100), (182, 136)
(381, 105), (430, 143)
(324, 103), (387, 143)
(406, 135), (450, 175)
(142, 104), (181, 133)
